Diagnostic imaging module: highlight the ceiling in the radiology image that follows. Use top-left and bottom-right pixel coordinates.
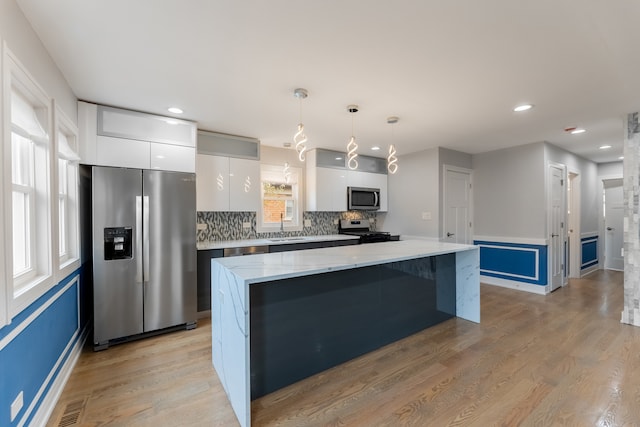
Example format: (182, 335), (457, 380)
(16, 0), (640, 163)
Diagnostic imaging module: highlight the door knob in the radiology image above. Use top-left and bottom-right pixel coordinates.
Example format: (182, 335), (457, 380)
(551, 234), (559, 237)
(447, 232), (455, 237)
(607, 227), (614, 231)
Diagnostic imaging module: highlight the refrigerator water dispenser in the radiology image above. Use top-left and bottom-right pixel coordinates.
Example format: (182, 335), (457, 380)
(104, 227), (133, 260)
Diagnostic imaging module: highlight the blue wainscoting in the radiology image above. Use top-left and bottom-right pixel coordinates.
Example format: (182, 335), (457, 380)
(581, 236), (598, 270)
(474, 241), (548, 286)
(0, 268), (87, 426)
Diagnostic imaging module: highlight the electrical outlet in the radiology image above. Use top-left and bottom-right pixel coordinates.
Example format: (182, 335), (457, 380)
(304, 219), (311, 227)
(421, 211), (432, 220)
(242, 222), (251, 229)
(334, 219), (339, 225)
(11, 391), (23, 422)
(196, 223), (207, 231)
(370, 218), (375, 223)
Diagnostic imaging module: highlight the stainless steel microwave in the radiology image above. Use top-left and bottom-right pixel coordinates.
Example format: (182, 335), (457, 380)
(347, 187), (380, 210)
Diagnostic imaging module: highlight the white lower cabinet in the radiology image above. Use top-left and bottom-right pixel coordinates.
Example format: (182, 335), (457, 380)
(196, 154), (260, 212)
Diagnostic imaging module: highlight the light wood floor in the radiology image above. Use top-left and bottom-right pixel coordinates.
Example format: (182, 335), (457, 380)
(47, 270), (640, 426)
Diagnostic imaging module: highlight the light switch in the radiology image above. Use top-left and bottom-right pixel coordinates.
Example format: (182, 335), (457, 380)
(196, 223), (207, 231)
(242, 222), (251, 229)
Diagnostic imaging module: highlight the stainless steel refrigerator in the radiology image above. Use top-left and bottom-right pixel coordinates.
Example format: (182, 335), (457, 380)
(91, 166), (196, 350)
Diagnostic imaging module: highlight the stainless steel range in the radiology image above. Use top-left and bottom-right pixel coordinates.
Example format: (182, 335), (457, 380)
(339, 219), (393, 243)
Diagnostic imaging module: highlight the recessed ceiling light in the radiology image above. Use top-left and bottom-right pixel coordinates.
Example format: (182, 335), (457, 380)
(619, 156), (624, 160)
(168, 107), (183, 114)
(513, 104), (533, 112)
(571, 128), (586, 134)
(371, 146), (381, 151)
(599, 145), (611, 150)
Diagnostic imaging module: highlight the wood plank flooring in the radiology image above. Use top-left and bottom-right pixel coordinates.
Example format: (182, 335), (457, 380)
(47, 270), (640, 426)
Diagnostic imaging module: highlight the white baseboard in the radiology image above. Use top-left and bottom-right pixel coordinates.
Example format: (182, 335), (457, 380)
(581, 265), (600, 277)
(30, 325), (89, 427)
(481, 275), (549, 295)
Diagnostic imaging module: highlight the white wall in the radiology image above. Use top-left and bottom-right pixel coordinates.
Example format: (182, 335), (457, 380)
(472, 142), (546, 239)
(598, 161), (623, 178)
(544, 143), (599, 234)
(383, 147), (439, 237)
(1, 0), (76, 121)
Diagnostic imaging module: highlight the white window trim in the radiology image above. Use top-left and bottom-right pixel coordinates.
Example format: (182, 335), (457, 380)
(54, 103), (80, 280)
(0, 42), (7, 327)
(256, 164), (303, 233)
(3, 44), (55, 318)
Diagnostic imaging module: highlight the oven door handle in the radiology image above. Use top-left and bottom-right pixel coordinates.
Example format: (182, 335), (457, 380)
(374, 191), (379, 207)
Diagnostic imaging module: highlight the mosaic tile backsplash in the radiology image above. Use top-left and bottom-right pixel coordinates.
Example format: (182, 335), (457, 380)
(197, 211), (377, 242)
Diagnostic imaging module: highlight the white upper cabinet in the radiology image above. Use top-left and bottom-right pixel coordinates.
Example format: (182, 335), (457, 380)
(307, 165), (348, 211)
(78, 101), (197, 172)
(196, 154), (230, 211)
(195, 131), (261, 212)
(229, 158), (260, 212)
(307, 148), (387, 212)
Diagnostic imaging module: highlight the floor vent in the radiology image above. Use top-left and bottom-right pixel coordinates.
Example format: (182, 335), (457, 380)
(57, 399), (85, 427)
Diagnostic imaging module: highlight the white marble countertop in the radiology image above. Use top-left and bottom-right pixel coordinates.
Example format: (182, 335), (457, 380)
(212, 239), (477, 284)
(197, 234), (359, 250)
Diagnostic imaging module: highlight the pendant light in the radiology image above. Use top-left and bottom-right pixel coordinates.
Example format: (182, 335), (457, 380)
(283, 161), (291, 183)
(387, 116), (399, 174)
(347, 104), (359, 170)
(293, 88), (308, 161)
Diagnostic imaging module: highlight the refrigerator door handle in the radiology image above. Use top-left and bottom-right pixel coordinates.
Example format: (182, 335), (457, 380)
(143, 195), (150, 281)
(135, 196), (143, 283)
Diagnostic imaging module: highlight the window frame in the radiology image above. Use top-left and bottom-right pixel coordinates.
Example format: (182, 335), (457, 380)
(54, 103), (80, 278)
(257, 164), (303, 233)
(3, 45), (55, 317)
(11, 132), (36, 284)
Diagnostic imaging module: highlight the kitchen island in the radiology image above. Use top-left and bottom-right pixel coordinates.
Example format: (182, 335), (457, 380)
(211, 239), (480, 427)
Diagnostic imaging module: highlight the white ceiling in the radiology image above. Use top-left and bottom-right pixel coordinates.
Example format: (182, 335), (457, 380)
(16, 0), (640, 163)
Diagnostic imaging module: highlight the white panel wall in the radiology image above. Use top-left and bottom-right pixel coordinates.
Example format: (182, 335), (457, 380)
(472, 142), (546, 239)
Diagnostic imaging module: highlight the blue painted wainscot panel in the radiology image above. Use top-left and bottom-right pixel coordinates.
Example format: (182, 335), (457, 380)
(0, 268), (85, 426)
(474, 241), (548, 286)
(581, 236), (598, 270)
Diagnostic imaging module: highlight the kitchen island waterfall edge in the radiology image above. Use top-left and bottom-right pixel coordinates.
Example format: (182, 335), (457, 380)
(210, 240), (480, 427)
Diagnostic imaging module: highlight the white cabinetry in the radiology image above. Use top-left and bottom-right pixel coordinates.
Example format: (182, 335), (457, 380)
(306, 149), (388, 212)
(196, 154), (260, 212)
(307, 166), (348, 211)
(196, 155), (229, 211)
(78, 101), (196, 172)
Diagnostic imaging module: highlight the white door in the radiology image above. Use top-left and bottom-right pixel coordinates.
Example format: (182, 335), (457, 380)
(549, 165), (564, 291)
(443, 167), (472, 244)
(604, 179), (624, 271)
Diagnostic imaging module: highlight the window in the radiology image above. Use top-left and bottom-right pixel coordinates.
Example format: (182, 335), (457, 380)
(55, 106), (80, 275)
(4, 47), (54, 315)
(257, 164), (303, 233)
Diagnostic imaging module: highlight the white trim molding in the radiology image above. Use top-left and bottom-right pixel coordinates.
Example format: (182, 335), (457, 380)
(481, 275), (550, 295)
(473, 235), (548, 246)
